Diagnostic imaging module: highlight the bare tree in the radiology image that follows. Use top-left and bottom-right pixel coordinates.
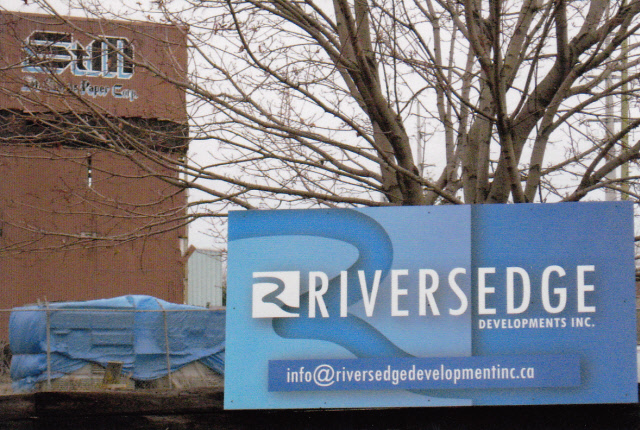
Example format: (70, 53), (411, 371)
(2, 0), (640, 242)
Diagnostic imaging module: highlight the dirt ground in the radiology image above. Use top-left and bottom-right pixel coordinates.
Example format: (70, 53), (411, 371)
(1, 388), (640, 430)
(0, 372), (10, 396)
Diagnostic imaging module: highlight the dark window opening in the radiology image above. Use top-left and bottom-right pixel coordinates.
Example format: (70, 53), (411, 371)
(87, 154), (93, 188)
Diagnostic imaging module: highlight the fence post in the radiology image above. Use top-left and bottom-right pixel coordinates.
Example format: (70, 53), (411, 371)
(45, 300), (51, 390)
(156, 300), (172, 389)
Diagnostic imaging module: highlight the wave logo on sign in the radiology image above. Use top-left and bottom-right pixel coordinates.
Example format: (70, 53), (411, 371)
(252, 271), (300, 318)
(23, 31), (134, 79)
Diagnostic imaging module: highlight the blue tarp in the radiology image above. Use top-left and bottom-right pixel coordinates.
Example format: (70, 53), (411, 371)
(9, 295), (225, 392)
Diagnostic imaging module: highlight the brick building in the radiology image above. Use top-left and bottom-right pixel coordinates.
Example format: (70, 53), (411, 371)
(0, 11), (189, 339)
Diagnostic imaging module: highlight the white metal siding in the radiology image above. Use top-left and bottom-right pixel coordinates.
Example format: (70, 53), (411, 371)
(187, 249), (224, 307)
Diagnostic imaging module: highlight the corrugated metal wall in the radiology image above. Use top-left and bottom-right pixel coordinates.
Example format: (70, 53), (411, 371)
(187, 249), (225, 308)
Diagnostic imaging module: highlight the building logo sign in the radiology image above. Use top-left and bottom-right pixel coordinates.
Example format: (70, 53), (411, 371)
(225, 202), (637, 409)
(252, 271), (301, 318)
(23, 31), (134, 78)
(20, 31), (138, 101)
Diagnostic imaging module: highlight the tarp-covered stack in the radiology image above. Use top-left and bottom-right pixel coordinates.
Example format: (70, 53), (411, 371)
(9, 295), (225, 392)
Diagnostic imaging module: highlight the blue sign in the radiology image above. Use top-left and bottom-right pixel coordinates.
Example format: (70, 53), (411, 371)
(225, 202), (637, 409)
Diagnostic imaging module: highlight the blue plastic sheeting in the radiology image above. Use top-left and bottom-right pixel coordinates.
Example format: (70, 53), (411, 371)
(10, 295), (225, 392)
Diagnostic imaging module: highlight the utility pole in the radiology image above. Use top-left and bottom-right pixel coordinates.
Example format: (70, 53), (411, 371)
(604, 73), (617, 202)
(621, 37), (630, 200)
(416, 104), (426, 177)
(603, 1), (631, 201)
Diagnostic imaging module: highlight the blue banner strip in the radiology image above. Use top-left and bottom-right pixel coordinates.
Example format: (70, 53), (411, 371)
(268, 355), (580, 392)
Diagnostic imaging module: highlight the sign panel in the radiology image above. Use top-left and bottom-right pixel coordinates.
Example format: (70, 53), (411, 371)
(0, 11), (187, 122)
(225, 202), (637, 409)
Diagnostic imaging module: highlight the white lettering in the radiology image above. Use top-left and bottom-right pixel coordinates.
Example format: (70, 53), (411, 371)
(577, 265), (596, 313)
(419, 269), (440, 316)
(391, 269), (409, 316)
(541, 265), (567, 314)
(448, 268), (468, 316)
(358, 270), (382, 317)
(340, 271), (348, 317)
(308, 271), (329, 318)
(251, 265), (598, 319)
(506, 267), (530, 314)
(478, 267), (496, 315)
